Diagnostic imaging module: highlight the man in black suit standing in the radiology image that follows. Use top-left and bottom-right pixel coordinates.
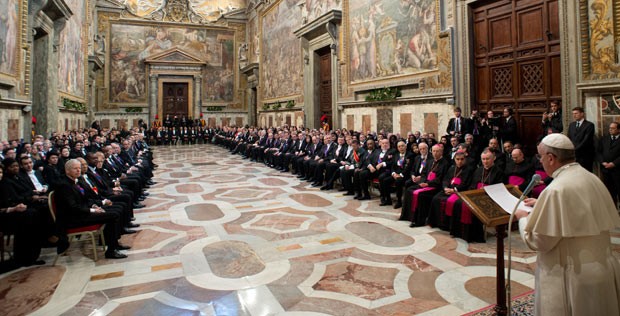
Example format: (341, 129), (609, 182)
(597, 122), (620, 205)
(568, 106), (595, 172)
(499, 107), (518, 145)
(446, 107), (471, 142)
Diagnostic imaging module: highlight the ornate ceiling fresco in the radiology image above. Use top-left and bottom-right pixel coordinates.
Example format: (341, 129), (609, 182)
(121, 0), (246, 22)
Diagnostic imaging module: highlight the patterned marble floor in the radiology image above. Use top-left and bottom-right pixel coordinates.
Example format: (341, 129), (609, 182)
(1, 144), (617, 316)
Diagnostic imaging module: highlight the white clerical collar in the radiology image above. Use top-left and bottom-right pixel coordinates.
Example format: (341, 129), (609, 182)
(552, 162), (579, 178)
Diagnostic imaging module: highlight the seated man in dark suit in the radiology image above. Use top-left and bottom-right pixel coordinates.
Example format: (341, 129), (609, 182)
(55, 159), (128, 259)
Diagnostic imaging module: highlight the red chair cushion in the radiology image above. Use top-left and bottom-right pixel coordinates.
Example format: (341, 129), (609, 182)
(67, 224), (102, 234)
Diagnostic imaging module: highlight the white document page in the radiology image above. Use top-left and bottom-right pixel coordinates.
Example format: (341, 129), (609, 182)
(483, 183), (533, 214)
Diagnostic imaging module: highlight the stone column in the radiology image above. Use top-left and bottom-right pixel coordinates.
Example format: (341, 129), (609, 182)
(31, 1), (71, 137)
(149, 73), (158, 124)
(194, 74), (202, 118)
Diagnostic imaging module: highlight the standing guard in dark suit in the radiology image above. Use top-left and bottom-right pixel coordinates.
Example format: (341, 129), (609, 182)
(568, 106), (595, 172)
(597, 122), (620, 205)
(499, 107), (519, 145)
(446, 107), (471, 142)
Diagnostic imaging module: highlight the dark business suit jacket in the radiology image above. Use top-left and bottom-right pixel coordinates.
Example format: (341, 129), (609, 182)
(568, 119), (595, 171)
(597, 134), (620, 172)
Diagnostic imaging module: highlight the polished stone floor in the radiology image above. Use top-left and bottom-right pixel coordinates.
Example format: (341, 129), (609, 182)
(1, 144), (617, 316)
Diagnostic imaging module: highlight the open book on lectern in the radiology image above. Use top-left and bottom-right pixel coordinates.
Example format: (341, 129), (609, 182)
(483, 183), (533, 215)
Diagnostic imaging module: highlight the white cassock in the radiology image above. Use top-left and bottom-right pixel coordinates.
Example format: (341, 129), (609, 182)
(519, 162), (620, 315)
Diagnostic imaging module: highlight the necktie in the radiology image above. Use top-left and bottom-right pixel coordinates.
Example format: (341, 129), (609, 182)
(613, 136), (617, 143)
(456, 119), (460, 133)
(576, 122), (581, 128)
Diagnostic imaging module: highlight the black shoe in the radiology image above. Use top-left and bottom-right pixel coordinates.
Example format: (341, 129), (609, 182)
(56, 239), (70, 254)
(281, 169), (289, 172)
(320, 185), (332, 190)
(127, 223), (140, 228)
(338, 188), (347, 192)
(344, 191), (355, 196)
(359, 195), (371, 200)
(142, 192), (150, 196)
(379, 200), (389, 206)
(105, 250), (128, 259)
(116, 244), (131, 251)
(22, 259), (46, 267)
(138, 197), (146, 202)
(393, 202), (402, 209)
(122, 228), (137, 235)
(133, 203), (145, 209)
(353, 194), (362, 199)
(311, 182), (321, 187)
(130, 217), (136, 221)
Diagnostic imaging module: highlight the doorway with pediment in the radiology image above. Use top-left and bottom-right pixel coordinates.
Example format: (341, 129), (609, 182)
(144, 48), (206, 124)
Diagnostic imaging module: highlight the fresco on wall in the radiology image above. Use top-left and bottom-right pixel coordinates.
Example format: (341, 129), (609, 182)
(58, 0), (86, 98)
(0, 0), (18, 76)
(348, 0), (437, 84)
(303, 0), (341, 23)
(261, 0), (302, 100)
(109, 23), (235, 103)
(248, 16), (259, 64)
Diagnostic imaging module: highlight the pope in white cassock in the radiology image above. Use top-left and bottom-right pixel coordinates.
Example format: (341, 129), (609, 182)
(515, 133), (620, 315)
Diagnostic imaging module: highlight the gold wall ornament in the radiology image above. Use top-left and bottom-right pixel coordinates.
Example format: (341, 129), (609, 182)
(580, 0), (620, 80)
(165, 0), (189, 22)
(423, 31), (452, 92)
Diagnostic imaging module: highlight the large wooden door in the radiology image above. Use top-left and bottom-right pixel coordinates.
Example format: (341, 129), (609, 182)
(163, 83), (189, 118)
(318, 47), (332, 127)
(473, 0), (560, 153)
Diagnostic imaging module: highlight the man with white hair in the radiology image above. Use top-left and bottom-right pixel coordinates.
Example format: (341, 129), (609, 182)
(55, 159), (127, 259)
(515, 133), (620, 315)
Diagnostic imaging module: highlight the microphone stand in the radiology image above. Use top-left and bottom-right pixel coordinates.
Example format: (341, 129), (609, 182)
(505, 175), (540, 315)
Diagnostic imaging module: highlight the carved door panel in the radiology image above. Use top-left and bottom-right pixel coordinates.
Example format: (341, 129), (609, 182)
(473, 0), (560, 154)
(318, 47), (332, 127)
(163, 83), (189, 118)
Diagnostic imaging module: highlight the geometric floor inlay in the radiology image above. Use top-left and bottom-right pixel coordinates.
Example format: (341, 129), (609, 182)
(3, 144), (607, 315)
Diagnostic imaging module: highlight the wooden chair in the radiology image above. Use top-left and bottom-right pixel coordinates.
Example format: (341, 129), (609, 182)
(48, 191), (106, 265)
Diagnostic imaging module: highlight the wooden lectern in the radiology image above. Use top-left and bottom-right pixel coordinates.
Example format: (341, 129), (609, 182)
(457, 185), (522, 316)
